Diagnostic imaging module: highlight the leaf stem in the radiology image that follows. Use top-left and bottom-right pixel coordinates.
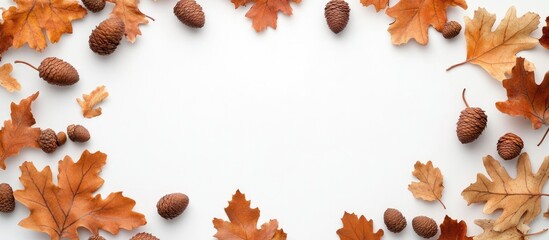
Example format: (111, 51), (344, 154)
(145, 14), (155, 21)
(14, 60), (38, 71)
(538, 126), (549, 146)
(437, 198), (447, 210)
(447, 61), (468, 71)
(524, 228), (548, 237)
(462, 88), (470, 108)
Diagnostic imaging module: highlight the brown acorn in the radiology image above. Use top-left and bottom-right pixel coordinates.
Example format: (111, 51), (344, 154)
(157, 193), (189, 219)
(456, 89), (487, 144)
(39, 128), (58, 153)
(82, 0), (106, 13)
(384, 208), (407, 233)
(130, 232), (159, 240)
(412, 216), (438, 238)
(174, 0), (205, 28)
(67, 124), (90, 142)
(324, 0), (350, 34)
(497, 133), (524, 160)
(15, 57), (79, 86)
(88, 235), (106, 240)
(57, 131), (67, 146)
(442, 21), (462, 39)
(89, 18), (125, 55)
(0, 183), (15, 213)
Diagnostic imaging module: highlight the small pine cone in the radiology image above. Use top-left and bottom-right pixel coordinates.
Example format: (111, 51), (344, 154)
(89, 18), (125, 55)
(384, 208), (407, 233)
(412, 216), (438, 238)
(0, 183), (15, 213)
(157, 193), (189, 219)
(497, 133), (524, 160)
(442, 21), (462, 39)
(38, 57), (79, 86)
(82, 0), (106, 13)
(57, 132), (67, 146)
(324, 0), (350, 34)
(130, 232), (159, 240)
(67, 124), (91, 142)
(456, 107), (487, 144)
(39, 128), (58, 153)
(174, 0), (205, 28)
(88, 235), (106, 240)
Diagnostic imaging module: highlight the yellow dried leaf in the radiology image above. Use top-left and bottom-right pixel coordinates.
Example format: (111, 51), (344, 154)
(77, 86), (109, 118)
(473, 219), (530, 240)
(408, 160), (445, 208)
(0, 63), (20, 92)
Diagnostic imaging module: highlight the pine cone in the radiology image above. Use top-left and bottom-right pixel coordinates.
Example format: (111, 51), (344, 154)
(157, 193), (189, 219)
(39, 128), (58, 153)
(174, 0), (205, 28)
(130, 232), (159, 240)
(82, 0), (106, 13)
(497, 133), (524, 160)
(324, 0), (350, 34)
(456, 107), (487, 143)
(88, 235), (106, 240)
(0, 183), (15, 213)
(38, 57), (79, 86)
(384, 208), (407, 233)
(89, 18), (125, 55)
(412, 216), (438, 238)
(442, 21), (462, 39)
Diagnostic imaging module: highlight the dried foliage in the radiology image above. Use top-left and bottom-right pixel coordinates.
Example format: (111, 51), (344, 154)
(408, 161), (445, 208)
(336, 212), (384, 240)
(230, 0), (301, 32)
(77, 85), (109, 118)
(0, 63), (20, 92)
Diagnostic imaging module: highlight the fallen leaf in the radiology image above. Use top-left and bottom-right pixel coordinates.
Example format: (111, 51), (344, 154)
(408, 160), (445, 209)
(473, 219), (530, 240)
(0, 63), (21, 92)
(360, 0), (389, 12)
(107, 0), (150, 42)
(447, 7), (539, 81)
(0, 93), (41, 170)
(462, 153), (549, 232)
(14, 150), (146, 240)
(540, 17), (549, 50)
(230, 0), (301, 32)
(386, 0), (467, 45)
(77, 85), (109, 118)
(213, 190), (286, 240)
(439, 215), (473, 240)
(336, 212), (384, 240)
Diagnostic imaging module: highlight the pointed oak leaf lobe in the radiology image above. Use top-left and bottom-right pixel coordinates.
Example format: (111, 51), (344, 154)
(438, 215), (472, 240)
(230, 0), (301, 32)
(336, 212), (384, 240)
(408, 160), (445, 209)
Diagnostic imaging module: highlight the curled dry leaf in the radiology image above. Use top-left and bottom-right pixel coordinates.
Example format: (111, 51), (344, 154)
(473, 219), (530, 240)
(540, 17), (549, 50)
(447, 7), (539, 81)
(336, 212), (384, 240)
(408, 160), (445, 209)
(230, 0), (301, 32)
(360, 0), (389, 12)
(14, 150), (146, 240)
(77, 85), (109, 118)
(0, 63), (20, 92)
(107, 0), (150, 42)
(0, 92), (41, 170)
(213, 190), (286, 240)
(438, 215), (472, 240)
(385, 0), (467, 45)
(462, 153), (549, 232)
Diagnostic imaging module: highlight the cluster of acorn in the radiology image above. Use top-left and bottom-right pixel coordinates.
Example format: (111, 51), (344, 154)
(38, 125), (91, 153)
(383, 208), (439, 238)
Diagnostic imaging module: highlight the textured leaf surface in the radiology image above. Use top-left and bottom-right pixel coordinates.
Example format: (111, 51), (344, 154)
(77, 85), (109, 118)
(336, 212), (384, 240)
(439, 215), (473, 240)
(0, 63), (21, 92)
(408, 160), (445, 208)
(473, 219), (530, 240)
(230, 0), (301, 32)
(107, 0), (149, 42)
(360, 0), (389, 12)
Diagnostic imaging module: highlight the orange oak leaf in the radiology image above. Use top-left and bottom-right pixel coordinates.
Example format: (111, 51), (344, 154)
(408, 160), (446, 209)
(14, 150), (146, 240)
(0, 92), (40, 170)
(540, 17), (549, 50)
(361, 0), (389, 12)
(230, 0), (301, 32)
(438, 215), (472, 240)
(107, 0), (150, 42)
(336, 212), (384, 240)
(0, 0), (87, 52)
(213, 190), (286, 240)
(77, 85), (109, 118)
(386, 0), (467, 45)
(0, 63), (21, 92)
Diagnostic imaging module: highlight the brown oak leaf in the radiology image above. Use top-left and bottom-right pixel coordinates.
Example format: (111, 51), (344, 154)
(408, 160), (446, 209)
(360, 0), (389, 12)
(0, 92), (40, 170)
(230, 0), (301, 32)
(77, 85), (109, 118)
(540, 17), (549, 50)
(336, 212), (384, 240)
(213, 190), (286, 240)
(439, 215), (473, 240)
(386, 0), (467, 45)
(447, 7), (539, 81)
(14, 150), (146, 240)
(0, 63), (21, 92)
(473, 219), (531, 240)
(462, 153), (549, 232)
(107, 0), (150, 42)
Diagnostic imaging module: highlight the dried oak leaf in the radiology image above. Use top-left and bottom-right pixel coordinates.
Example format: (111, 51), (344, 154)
(386, 0), (467, 45)
(336, 212), (384, 240)
(462, 153), (549, 232)
(213, 190), (286, 240)
(473, 219), (530, 240)
(0, 92), (40, 170)
(14, 150), (146, 240)
(106, 0), (150, 42)
(77, 85), (109, 118)
(447, 7), (539, 81)
(0, 63), (21, 92)
(439, 215), (473, 240)
(360, 0), (389, 12)
(0, 0), (87, 52)
(230, 0), (301, 32)
(541, 17), (549, 50)
(408, 160), (445, 209)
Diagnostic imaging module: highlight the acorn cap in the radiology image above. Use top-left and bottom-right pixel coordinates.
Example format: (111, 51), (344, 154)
(130, 232), (159, 240)
(89, 18), (125, 55)
(174, 0), (205, 28)
(88, 235), (106, 240)
(442, 21), (462, 39)
(38, 57), (79, 86)
(0, 183), (15, 213)
(67, 124), (91, 142)
(412, 216), (438, 238)
(39, 128), (58, 153)
(383, 208), (407, 233)
(157, 193), (189, 219)
(324, 0), (350, 34)
(82, 0), (106, 13)
(497, 133), (524, 160)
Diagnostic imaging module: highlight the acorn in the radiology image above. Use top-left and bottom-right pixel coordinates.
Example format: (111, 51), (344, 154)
(88, 235), (106, 240)
(497, 133), (524, 160)
(57, 131), (67, 146)
(412, 216), (438, 238)
(456, 89), (487, 144)
(130, 232), (159, 240)
(384, 208), (407, 233)
(82, 0), (106, 13)
(0, 183), (15, 213)
(89, 18), (125, 55)
(67, 124), (90, 143)
(39, 128), (58, 153)
(442, 21), (462, 39)
(174, 0), (205, 28)
(324, 0), (350, 34)
(15, 57), (79, 86)
(157, 193), (189, 219)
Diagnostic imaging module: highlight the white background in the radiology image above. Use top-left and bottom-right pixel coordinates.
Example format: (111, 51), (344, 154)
(1, 0), (549, 239)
